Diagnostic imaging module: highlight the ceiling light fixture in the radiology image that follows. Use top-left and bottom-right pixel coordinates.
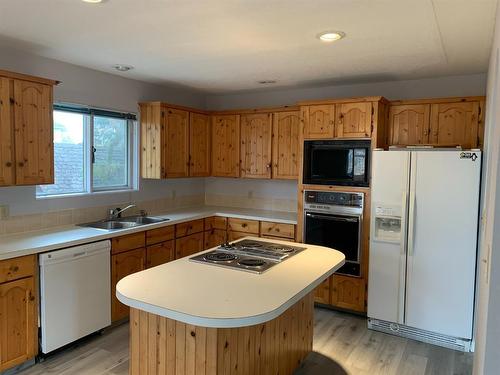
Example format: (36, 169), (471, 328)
(113, 64), (134, 72)
(82, 0), (103, 3)
(317, 31), (346, 42)
(258, 80), (277, 84)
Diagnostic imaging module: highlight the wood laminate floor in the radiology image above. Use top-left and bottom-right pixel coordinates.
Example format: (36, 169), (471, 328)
(15, 307), (472, 375)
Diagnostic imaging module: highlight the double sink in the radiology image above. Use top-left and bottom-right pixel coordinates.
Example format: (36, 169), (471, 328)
(79, 215), (170, 231)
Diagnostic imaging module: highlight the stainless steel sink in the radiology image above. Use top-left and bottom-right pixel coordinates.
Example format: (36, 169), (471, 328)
(119, 216), (170, 225)
(78, 216), (169, 230)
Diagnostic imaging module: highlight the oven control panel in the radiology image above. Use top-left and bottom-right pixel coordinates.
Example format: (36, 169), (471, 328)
(304, 190), (363, 207)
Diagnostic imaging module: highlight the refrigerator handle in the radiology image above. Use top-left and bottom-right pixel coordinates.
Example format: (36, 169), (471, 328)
(401, 190), (408, 255)
(408, 194), (417, 256)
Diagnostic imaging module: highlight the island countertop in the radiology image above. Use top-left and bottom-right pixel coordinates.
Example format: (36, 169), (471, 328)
(116, 237), (345, 328)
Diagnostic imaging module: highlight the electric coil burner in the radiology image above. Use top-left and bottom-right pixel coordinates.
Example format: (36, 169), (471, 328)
(189, 239), (306, 274)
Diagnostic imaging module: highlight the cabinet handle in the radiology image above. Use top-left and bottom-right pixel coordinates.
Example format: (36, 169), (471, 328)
(5, 162), (12, 167)
(18, 162), (24, 167)
(242, 223), (247, 228)
(10, 265), (19, 272)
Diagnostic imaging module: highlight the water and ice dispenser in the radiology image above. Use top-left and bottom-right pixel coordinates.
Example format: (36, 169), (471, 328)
(372, 204), (402, 243)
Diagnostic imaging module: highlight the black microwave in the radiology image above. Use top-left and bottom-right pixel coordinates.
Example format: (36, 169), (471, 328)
(303, 140), (370, 186)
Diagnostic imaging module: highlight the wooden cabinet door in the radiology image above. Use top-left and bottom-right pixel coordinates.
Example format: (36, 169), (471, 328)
(314, 277), (331, 305)
(146, 240), (175, 268)
(330, 275), (365, 312)
(164, 108), (189, 177)
(111, 248), (146, 322)
(189, 112), (211, 177)
(302, 105), (335, 139)
(430, 102), (480, 148)
(272, 111), (300, 179)
(388, 104), (430, 146)
(335, 102), (372, 138)
(140, 103), (163, 179)
(0, 78), (14, 186)
(13, 79), (53, 185)
(240, 113), (272, 178)
(0, 277), (37, 371)
(204, 229), (227, 249)
(175, 232), (204, 259)
(212, 115), (240, 177)
(227, 231), (249, 241)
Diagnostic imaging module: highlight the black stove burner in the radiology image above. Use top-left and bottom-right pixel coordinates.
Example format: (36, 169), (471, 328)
(238, 258), (266, 267)
(204, 252), (237, 262)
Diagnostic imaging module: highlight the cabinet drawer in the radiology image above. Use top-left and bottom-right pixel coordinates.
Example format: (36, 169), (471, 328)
(111, 232), (146, 255)
(0, 255), (36, 284)
(146, 226), (175, 246)
(176, 219), (204, 237)
(227, 218), (259, 234)
(204, 216), (227, 231)
(260, 221), (295, 239)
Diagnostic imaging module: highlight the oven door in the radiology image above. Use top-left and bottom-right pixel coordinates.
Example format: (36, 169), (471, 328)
(304, 211), (361, 276)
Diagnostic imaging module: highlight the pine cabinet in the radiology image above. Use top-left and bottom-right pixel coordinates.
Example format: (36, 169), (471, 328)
(330, 275), (366, 312)
(111, 248), (146, 322)
(0, 255), (37, 372)
(0, 71), (57, 187)
(272, 111), (300, 179)
(388, 104), (430, 145)
(204, 228), (227, 249)
(146, 241), (175, 268)
(189, 112), (211, 176)
(240, 113), (272, 178)
(302, 104), (335, 139)
(212, 114), (240, 177)
(175, 232), (204, 259)
(314, 277), (331, 305)
(335, 102), (372, 138)
(164, 108), (189, 177)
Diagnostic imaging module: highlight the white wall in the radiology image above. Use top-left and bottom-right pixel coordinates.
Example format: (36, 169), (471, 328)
(473, 2), (500, 374)
(205, 74), (487, 110)
(0, 45), (207, 216)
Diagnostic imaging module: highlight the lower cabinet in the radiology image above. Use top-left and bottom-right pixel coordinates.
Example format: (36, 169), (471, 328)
(146, 240), (175, 268)
(175, 232), (204, 259)
(0, 256), (37, 372)
(314, 278), (331, 305)
(204, 228), (227, 249)
(111, 248), (146, 322)
(330, 275), (366, 312)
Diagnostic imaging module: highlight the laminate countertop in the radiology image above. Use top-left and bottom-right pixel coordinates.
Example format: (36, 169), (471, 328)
(0, 206), (297, 261)
(116, 236), (345, 328)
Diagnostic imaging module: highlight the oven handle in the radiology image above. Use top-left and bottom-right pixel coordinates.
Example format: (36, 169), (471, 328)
(305, 212), (359, 223)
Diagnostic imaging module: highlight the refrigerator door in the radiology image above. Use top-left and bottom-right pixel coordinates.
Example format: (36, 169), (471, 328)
(368, 150), (410, 323)
(405, 150), (481, 339)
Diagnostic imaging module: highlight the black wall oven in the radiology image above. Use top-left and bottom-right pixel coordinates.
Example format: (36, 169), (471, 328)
(303, 190), (364, 276)
(303, 140), (370, 187)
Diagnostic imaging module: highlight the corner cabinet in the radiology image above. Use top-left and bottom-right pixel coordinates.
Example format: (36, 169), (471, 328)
(0, 70), (57, 187)
(211, 114), (240, 177)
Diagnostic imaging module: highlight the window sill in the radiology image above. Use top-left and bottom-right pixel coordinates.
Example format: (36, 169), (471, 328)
(36, 188), (139, 200)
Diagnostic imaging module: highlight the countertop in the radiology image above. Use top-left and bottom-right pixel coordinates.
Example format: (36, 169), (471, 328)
(0, 206), (297, 261)
(116, 236), (345, 328)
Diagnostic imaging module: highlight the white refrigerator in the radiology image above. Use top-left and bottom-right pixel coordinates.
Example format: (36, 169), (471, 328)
(367, 149), (481, 351)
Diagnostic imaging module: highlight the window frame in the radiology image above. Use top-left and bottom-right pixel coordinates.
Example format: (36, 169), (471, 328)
(36, 103), (139, 199)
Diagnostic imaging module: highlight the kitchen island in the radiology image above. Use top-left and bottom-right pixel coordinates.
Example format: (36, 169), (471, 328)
(116, 237), (345, 375)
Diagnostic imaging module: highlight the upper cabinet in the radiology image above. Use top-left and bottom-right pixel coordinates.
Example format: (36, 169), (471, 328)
(388, 98), (485, 149)
(139, 103), (210, 179)
(189, 112), (211, 177)
(164, 108), (189, 178)
(388, 104), (430, 146)
(302, 104), (335, 139)
(212, 114), (240, 177)
(240, 113), (272, 179)
(0, 70), (57, 187)
(335, 102), (372, 138)
(272, 111), (300, 179)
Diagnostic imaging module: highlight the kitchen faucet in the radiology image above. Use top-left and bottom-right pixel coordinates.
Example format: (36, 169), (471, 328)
(108, 204), (137, 220)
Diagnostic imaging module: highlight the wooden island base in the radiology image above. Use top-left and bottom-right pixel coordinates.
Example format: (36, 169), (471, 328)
(129, 292), (314, 375)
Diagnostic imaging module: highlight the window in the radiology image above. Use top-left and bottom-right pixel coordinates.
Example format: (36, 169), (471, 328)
(36, 104), (137, 197)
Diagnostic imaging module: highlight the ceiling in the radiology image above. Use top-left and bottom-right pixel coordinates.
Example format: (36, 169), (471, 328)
(0, 0), (497, 93)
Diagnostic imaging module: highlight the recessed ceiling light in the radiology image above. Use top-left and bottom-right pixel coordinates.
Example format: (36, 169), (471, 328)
(317, 31), (346, 42)
(258, 80), (277, 84)
(82, 0), (103, 3)
(113, 64), (134, 72)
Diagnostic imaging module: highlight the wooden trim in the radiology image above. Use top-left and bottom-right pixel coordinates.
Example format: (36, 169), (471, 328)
(297, 96), (388, 106)
(389, 96), (486, 105)
(211, 105), (300, 115)
(129, 291), (314, 375)
(0, 69), (59, 86)
(138, 101), (210, 115)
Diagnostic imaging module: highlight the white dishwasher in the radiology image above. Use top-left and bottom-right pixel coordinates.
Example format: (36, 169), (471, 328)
(39, 240), (111, 354)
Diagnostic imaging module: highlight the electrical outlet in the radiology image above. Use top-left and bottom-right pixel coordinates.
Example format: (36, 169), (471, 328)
(0, 205), (9, 219)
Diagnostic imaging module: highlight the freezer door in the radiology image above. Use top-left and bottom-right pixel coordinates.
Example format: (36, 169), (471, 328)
(405, 151), (481, 339)
(368, 150), (410, 323)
